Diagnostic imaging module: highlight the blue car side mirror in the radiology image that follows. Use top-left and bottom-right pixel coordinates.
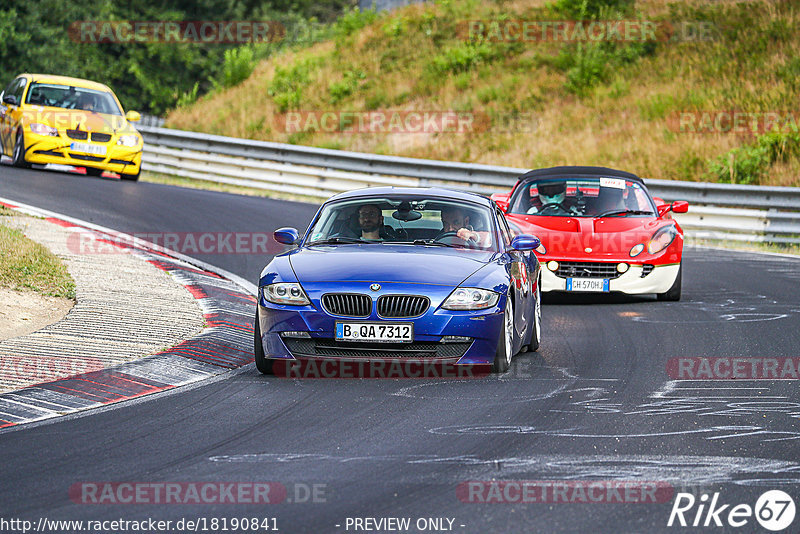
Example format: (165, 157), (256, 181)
(273, 227), (300, 245)
(510, 234), (540, 251)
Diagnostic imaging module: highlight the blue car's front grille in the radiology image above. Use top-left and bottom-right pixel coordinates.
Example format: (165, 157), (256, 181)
(377, 295), (429, 318)
(282, 338), (472, 360)
(321, 293), (371, 317)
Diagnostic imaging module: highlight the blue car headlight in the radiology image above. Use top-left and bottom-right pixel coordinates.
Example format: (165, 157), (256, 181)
(262, 282), (310, 306)
(441, 288), (500, 310)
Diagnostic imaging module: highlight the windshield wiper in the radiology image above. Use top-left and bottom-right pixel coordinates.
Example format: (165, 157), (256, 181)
(597, 209), (654, 218)
(307, 236), (366, 245)
(412, 239), (457, 247)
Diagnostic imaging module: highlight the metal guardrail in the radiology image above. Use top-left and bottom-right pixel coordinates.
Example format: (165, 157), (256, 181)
(138, 114), (166, 128)
(138, 125), (800, 244)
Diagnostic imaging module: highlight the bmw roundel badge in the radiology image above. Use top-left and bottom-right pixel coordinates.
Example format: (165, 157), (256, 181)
(370, 283), (381, 291)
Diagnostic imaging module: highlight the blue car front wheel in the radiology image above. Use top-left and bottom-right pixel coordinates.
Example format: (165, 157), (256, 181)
(254, 309), (274, 375)
(492, 296), (514, 373)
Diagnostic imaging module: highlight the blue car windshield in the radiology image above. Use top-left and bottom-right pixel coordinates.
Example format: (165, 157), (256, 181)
(509, 177), (656, 217)
(305, 197), (498, 251)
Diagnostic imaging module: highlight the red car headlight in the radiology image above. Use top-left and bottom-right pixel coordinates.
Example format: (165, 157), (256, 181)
(647, 225), (678, 255)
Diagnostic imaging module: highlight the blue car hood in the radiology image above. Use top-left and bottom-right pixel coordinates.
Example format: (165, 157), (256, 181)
(289, 245), (494, 286)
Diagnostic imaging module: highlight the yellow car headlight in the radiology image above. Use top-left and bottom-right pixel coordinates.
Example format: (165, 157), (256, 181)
(117, 134), (140, 147)
(30, 123), (58, 136)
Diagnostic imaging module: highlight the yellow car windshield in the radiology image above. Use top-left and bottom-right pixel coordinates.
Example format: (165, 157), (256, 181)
(25, 83), (123, 116)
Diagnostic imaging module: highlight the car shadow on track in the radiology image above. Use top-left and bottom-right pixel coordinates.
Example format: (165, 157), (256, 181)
(1, 158), (122, 181)
(542, 292), (655, 306)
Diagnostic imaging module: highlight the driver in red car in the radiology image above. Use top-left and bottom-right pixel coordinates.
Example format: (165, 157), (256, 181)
(526, 181), (580, 215)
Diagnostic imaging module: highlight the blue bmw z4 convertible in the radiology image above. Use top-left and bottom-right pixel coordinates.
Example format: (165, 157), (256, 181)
(255, 187), (542, 374)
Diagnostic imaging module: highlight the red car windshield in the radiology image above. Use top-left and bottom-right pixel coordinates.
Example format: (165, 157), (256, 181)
(508, 177), (656, 217)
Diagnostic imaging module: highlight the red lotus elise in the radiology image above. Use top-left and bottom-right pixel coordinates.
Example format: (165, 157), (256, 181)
(492, 166), (688, 300)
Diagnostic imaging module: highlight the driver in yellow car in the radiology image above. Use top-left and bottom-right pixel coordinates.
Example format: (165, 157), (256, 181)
(79, 93), (97, 112)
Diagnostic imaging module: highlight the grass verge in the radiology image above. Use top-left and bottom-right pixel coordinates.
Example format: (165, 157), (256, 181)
(0, 212), (76, 299)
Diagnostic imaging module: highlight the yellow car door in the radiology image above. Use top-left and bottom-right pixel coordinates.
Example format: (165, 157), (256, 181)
(0, 76), (27, 158)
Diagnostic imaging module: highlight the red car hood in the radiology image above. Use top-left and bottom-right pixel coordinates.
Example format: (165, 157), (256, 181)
(508, 214), (669, 260)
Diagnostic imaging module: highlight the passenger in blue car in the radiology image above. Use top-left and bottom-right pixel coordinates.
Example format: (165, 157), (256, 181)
(353, 203), (399, 241)
(357, 204), (383, 239)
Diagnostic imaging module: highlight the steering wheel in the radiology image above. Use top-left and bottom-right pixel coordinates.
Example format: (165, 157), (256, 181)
(538, 202), (571, 215)
(435, 231), (476, 248)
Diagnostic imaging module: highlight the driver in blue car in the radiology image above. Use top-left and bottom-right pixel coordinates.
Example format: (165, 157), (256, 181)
(439, 206), (490, 247)
(526, 181), (580, 215)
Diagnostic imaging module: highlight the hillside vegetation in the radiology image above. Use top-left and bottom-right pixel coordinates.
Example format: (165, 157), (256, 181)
(166, 0), (800, 186)
(0, 0), (350, 115)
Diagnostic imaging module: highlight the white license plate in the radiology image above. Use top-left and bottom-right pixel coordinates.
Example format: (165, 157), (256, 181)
(335, 322), (413, 343)
(567, 278), (609, 292)
(70, 142), (106, 156)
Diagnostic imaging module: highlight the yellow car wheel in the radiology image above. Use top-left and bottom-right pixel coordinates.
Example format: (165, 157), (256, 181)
(12, 131), (31, 169)
(120, 169), (140, 182)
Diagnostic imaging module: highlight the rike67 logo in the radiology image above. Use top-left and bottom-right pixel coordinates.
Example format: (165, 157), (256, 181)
(668, 490), (795, 531)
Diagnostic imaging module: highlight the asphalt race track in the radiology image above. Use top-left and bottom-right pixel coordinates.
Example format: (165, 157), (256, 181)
(2, 165), (799, 533)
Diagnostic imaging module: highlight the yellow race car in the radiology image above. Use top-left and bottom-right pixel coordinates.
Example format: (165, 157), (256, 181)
(0, 74), (143, 181)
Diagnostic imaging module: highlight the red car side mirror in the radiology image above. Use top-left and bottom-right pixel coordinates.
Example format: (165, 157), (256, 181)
(657, 200), (689, 217)
(671, 200), (689, 213)
(491, 192), (511, 213)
